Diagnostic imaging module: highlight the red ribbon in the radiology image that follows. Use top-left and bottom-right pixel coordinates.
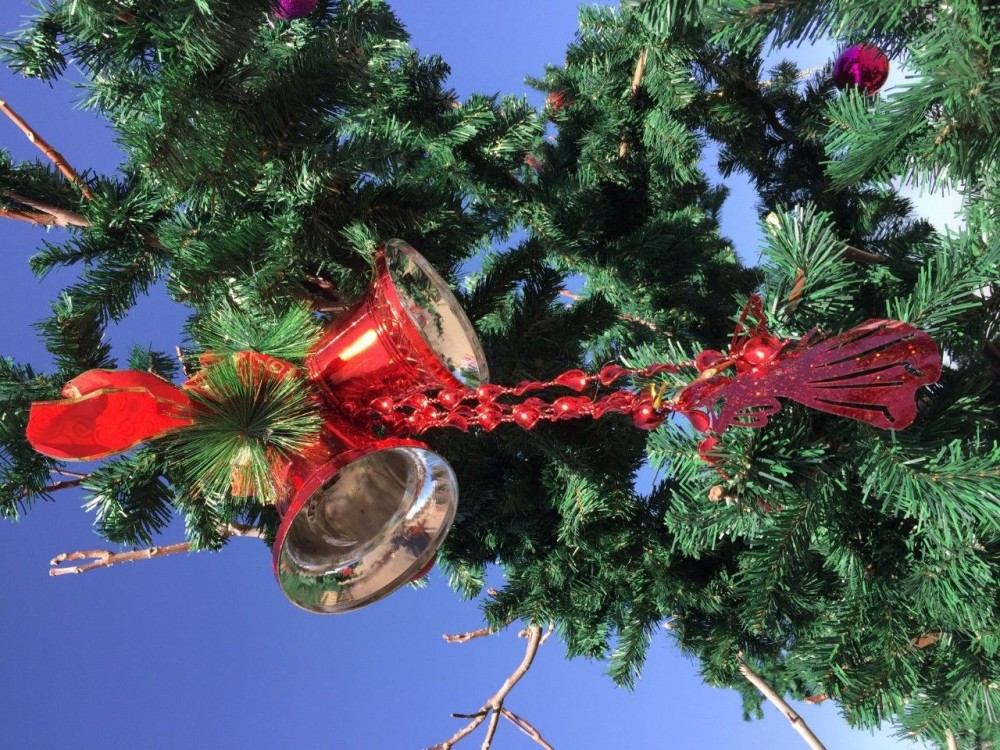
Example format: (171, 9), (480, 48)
(25, 353), (297, 474)
(26, 370), (195, 461)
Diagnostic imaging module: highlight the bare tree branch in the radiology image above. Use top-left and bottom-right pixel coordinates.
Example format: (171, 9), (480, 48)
(944, 729), (959, 750)
(49, 524), (265, 576)
(19, 477), (86, 501)
(843, 244), (890, 265)
(428, 624), (554, 750)
(0, 205), (62, 227)
(53, 469), (90, 479)
(737, 652), (828, 750)
(500, 709), (556, 750)
(619, 48), (649, 159)
(443, 626), (497, 644)
(0, 97), (95, 200)
(2, 190), (91, 228)
(480, 708), (502, 750)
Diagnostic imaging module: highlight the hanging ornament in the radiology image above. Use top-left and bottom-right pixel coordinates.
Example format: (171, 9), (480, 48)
(832, 44), (890, 95)
(272, 0), (318, 20)
(27, 243), (941, 616)
(28, 241), (485, 615)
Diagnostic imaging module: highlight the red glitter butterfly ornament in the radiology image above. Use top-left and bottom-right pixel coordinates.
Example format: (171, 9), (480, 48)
(670, 296), (942, 434)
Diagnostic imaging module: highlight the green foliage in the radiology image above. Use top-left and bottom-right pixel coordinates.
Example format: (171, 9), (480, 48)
(0, 358), (61, 519)
(83, 449), (174, 546)
(35, 293), (114, 378)
(1, 0), (1000, 746)
(186, 301), (323, 363)
(163, 355), (321, 504)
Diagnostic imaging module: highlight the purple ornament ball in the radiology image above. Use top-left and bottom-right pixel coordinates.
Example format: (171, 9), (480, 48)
(832, 44), (889, 95)
(273, 0), (318, 20)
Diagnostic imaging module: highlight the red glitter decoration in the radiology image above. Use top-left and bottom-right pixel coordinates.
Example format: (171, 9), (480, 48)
(375, 295), (939, 437)
(545, 91), (568, 112)
(675, 296), (941, 433)
(374, 361), (679, 435)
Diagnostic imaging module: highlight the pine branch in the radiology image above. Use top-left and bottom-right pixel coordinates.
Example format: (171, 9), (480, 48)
(559, 288), (660, 331)
(428, 624), (554, 750)
(48, 523), (264, 576)
(737, 653), (828, 750)
(0, 97), (94, 200)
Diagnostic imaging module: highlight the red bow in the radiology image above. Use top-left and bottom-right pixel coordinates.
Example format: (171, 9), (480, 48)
(26, 369), (195, 461)
(26, 353), (298, 489)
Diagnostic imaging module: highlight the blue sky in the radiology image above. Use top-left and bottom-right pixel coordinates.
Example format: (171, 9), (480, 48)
(0, 2), (927, 748)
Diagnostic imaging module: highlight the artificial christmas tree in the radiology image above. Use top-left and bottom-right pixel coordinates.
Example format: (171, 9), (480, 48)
(1, 1), (998, 748)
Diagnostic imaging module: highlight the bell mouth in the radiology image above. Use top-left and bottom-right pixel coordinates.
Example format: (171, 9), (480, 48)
(382, 239), (489, 389)
(273, 445), (458, 614)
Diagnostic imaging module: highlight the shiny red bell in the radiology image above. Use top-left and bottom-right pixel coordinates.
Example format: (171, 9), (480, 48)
(272, 419), (458, 614)
(308, 239), (488, 421)
(273, 240), (489, 614)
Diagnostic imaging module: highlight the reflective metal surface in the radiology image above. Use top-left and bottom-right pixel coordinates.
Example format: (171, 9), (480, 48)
(383, 239), (489, 389)
(274, 445), (458, 614)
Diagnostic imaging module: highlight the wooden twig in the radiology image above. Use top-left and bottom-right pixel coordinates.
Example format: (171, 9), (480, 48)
(619, 48), (649, 159)
(784, 267), (807, 313)
(0, 97), (94, 200)
(746, 1), (795, 16)
(843, 245), (890, 265)
(1, 189), (165, 250)
(0, 205), (62, 226)
(945, 729), (959, 750)
(53, 469), (90, 479)
(2, 190), (91, 228)
(429, 624), (552, 750)
(737, 653), (828, 750)
(629, 48), (649, 97)
(18, 477), (86, 501)
(51, 541), (196, 576)
(481, 708), (502, 750)
(911, 631), (941, 649)
(443, 626), (497, 644)
(49, 524), (265, 576)
(500, 709), (556, 750)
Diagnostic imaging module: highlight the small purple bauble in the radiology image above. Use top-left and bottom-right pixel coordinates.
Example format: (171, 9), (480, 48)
(273, 0), (318, 20)
(832, 44), (890, 95)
